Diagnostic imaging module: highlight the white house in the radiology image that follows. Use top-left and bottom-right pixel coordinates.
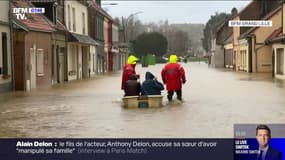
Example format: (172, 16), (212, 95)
(65, 1), (98, 81)
(0, 1), (12, 92)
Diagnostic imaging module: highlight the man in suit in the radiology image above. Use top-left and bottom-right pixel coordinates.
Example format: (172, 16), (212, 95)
(256, 124), (282, 160)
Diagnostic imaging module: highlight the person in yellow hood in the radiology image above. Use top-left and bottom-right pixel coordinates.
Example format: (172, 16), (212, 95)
(161, 54), (186, 101)
(127, 55), (138, 64)
(169, 54), (178, 63)
(121, 55), (140, 90)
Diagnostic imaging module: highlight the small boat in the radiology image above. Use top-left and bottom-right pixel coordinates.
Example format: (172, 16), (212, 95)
(122, 95), (163, 108)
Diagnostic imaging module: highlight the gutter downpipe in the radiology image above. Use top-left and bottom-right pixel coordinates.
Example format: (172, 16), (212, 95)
(250, 34), (258, 73)
(9, 1), (15, 91)
(24, 31), (27, 91)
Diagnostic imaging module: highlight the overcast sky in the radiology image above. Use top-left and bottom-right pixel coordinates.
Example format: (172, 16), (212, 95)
(102, 1), (251, 24)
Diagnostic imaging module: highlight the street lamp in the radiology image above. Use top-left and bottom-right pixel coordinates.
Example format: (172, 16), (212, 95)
(102, 3), (118, 5)
(124, 11), (143, 43)
(101, 3), (118, 12)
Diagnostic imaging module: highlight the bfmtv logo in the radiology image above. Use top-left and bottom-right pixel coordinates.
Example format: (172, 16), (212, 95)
(13, 8), (45, 20)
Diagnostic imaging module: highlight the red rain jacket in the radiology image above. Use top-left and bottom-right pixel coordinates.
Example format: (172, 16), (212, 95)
(161, 63), (186, 91)
(121, 64), (138, 90)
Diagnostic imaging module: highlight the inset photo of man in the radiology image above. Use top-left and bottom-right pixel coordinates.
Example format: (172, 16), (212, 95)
(234, 124), (285, 160)
(256, 124), (282, 160)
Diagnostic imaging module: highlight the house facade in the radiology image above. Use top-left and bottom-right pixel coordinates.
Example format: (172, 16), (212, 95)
(65, 0), (98, 81)
(0, 1), (12, 92)
(238, 6), (282, 73)
(88, 0), (101, 76)
(11, 1), (54, 91)
(31, 0), (68, 84)
(0, 0), (122, 93)
(112, 23), (121, 71)
(251, 7), (282, 73)
(230, 1), (281, 73)
(211, 13), (234, 68)
(95, 13), (105, 74)
(267, 2), (285, 79)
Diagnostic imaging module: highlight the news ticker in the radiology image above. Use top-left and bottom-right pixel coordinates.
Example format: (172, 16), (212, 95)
(0, 138), (234, 160)
(0, 138), (284, 160)
(0, 124), (284, 160)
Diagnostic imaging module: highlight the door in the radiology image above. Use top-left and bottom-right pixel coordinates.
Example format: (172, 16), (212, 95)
(59, 54), (64, 83)
(30, 47), (36, 89)
(276, 48), (284, 75)
(14, 38), (25, 90)
(77, 45), (82, 80)
(82, 46), (88, 78)
(57, 47), (65, 83)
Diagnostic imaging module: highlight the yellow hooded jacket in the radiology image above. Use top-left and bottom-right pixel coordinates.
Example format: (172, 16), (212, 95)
(169, 54), (178, 63)
(127, 55), (138, 64)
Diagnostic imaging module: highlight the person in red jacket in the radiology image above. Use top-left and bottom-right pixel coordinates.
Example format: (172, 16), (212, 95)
(161, 54), (186, 101)
(121, 55), (139, 90)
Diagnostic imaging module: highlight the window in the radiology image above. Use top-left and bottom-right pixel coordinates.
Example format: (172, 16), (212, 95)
(60, 47), (65, 55)
(57, 0), (62, 5)
(68, 5), (71, 30)
(101, 19), (104, 40)
(1, 32), (8, 75)
(96, 17), (99, 39)
(36, 49), (44, 76)
(95, 16), (105, 41)
(113, 27), (119, 42)
(82, 12), (85, 34)
(99, 19), (103, 40)
(72, 7), (76, 32)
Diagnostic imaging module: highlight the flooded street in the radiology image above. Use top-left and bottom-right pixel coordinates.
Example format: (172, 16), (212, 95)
(0, 63), (285, 138)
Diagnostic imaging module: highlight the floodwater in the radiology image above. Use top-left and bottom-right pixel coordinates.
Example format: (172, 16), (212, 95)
(0, 63), (284, 138)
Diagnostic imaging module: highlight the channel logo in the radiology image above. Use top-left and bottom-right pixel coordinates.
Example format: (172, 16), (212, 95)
(12, 8), (45, 20)
(228, 20), (272, 27)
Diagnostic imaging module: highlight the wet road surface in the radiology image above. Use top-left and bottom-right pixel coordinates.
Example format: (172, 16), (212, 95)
(0, 63), (284, 138)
